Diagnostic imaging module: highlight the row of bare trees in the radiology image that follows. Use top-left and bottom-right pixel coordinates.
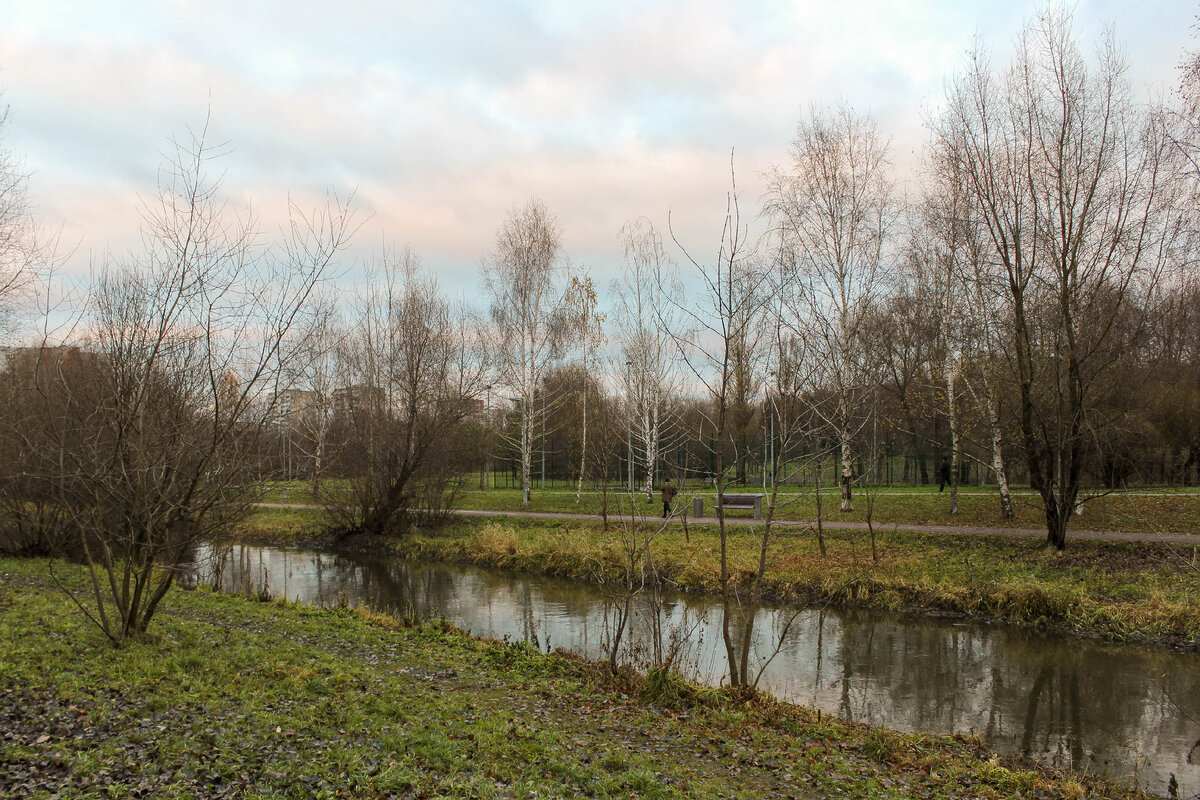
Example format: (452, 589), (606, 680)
(476, 7), (1199, 557)
(276, 7), (1198, 564)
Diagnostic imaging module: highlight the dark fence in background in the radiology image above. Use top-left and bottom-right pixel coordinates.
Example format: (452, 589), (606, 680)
(479, 437), (1198, 491)
(487, 445), (1009, 491)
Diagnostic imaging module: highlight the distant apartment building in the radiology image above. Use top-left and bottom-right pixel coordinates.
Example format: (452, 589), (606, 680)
(276, 388), (317, 424)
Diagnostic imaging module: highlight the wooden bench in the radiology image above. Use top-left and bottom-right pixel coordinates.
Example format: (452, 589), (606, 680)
(693, 493), (764, 519)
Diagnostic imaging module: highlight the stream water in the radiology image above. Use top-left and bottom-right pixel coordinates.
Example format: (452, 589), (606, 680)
(190, 544), (1200, 797)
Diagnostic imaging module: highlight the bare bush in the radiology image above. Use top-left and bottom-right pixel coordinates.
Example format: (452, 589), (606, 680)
(322, 247), (485, 536)
(4, 129), (354, 643)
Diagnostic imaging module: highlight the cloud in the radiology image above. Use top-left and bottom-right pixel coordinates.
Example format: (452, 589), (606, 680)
(1, 0), (1192, 304)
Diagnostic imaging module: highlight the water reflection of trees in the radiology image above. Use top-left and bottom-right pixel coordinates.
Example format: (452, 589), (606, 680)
(784, 607), (1199, 794)
(999, 638), (1155, 778)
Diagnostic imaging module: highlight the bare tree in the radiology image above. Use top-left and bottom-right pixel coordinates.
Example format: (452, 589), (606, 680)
(1172, 25), (1200, 179)
(9, 129), (354, 643)
(279, 292), (343, 492)
(907, 181), (977, 514)
(765, 103), (896, 511)
(564, 271), (605, 503)
(325, 248), (484, 536)
(953, 203), (1018, 519)
(613, 218), (683, 501)
(867, 280), (939, 487)
(932, 8), (1185, 549)
(483, 199), (568, 510)
(668, 156), (770, 689)
(731, 318), (826, 686)
(0, 97), (49, 338)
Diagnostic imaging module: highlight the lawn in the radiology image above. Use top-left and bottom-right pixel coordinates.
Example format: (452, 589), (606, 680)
(258, 480), (1200, 534)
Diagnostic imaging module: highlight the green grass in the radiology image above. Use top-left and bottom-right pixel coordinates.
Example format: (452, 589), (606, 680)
(258, 479), (1200, 534)
(0, 558), (1150, 799)
(451, 485), (1200, 533)
(238, 504), (319, 543)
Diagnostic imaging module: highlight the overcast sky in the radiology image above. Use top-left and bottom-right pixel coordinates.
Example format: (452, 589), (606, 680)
(2, 1), (1194, 305)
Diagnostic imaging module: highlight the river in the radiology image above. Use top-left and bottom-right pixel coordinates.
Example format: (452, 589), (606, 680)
(190, 543), (1200, 797)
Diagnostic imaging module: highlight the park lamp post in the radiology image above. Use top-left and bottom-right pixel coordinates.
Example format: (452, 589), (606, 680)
(484, 384), (492, 489)
(765, 371), (778, 492)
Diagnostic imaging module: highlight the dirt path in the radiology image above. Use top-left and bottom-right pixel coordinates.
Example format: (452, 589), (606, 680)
(256, 503), (1200, 545)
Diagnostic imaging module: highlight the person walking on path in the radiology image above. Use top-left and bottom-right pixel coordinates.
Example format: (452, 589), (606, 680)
(939, 459), (951, 492)
(661, 478), (677, 518)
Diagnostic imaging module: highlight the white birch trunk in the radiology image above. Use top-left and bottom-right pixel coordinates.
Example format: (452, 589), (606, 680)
(980, 379), (1013, 519)
(946, 357), (960, 515)
(521, 337), (534, 510)
(575, 382), (587, 503)
(642, 401), (659, 502)
(521, 405), (532, 509)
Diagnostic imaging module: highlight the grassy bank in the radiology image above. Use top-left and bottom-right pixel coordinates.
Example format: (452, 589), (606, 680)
(0, 558), (1149, 799)
(289, 516), (1198, 650)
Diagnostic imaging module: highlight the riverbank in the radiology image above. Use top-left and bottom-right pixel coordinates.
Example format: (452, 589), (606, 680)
(239, 510), (1200, 651)
(0, 558), (1151, 799)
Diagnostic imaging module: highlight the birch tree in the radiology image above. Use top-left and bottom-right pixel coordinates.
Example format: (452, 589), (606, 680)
(564, 271), (605, 503)
(908, 185), (975, 514)
(765, 104), (896, 511)
(613, 218), (683, 500)
(483, 199), (567, 510)
(952, 203), (1017, 519)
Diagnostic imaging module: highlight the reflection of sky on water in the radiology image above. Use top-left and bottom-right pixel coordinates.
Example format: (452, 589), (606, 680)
(190, 545), (1200, 798)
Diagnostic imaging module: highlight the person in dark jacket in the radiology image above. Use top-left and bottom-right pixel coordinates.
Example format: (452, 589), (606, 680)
(661, 478), (678, 518)
(939, 459), (951, 492)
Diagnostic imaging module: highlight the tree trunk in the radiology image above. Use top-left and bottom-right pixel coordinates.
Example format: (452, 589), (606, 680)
(1045, 496), (1068, 551)
(980, 382), (1013, 519)
(715, 429), (741, 688)
(946, 363), (960, 515)
(642, 404), (659, 503)
(521, 404), (532, 510)
(812, 458), (827, 557)
(575, 381), (588, 503)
